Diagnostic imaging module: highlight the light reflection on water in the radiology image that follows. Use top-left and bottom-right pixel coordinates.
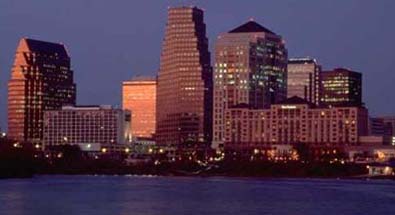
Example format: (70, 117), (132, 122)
(0, 175), (394, 215)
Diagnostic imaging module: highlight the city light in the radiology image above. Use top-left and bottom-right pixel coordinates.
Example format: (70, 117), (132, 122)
(0, 3), (394, 186)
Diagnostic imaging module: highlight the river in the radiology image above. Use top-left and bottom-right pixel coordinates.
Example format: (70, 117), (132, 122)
(0, 175), (394, 215)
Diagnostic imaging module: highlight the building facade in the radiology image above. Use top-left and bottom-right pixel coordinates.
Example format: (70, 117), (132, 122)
(369, 116), (395, 145)
(122, 77), (156, 138)
(8, 38), (76, 143)
(156, 7), (212, 146)
(213, 21), (288, 149)
(223, 97), (368, 150)
(369, 117), (391, 136)
(43, 106), (131, 152)
(287, 58), (321, 105)
(320, 68), (362, 107)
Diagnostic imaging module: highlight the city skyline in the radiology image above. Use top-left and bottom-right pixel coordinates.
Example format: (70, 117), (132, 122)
(1, 1), (395, 130)
(1, 2), (395, 215)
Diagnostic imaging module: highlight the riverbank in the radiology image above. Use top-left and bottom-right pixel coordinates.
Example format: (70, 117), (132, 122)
(1, 141), (393, 180)
(26, 160), (383, 179)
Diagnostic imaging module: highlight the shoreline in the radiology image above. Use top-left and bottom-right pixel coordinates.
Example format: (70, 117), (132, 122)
(2, 172), (394, 181)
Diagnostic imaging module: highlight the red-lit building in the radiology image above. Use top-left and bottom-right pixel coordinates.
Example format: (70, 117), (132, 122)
(122, 77), (156, 139)
(8, 38), (76, 143)
(156, 7), (212, 147)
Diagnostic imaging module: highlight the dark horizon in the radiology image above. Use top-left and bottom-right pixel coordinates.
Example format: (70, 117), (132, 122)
(1, 0), (395, 130)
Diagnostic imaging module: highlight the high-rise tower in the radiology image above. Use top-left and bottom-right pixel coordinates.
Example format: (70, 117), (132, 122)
(122, 77), (157, 139)
(156, 7), (212, 147)
(320, 68), (362, 107)
(8, 38), (76, 143)
(287, 58), (321, 105)
(212, 21), (288, 149)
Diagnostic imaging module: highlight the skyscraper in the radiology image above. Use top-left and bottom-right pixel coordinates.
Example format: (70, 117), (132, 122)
(213, 21), (288, 149)
(320, 68), (362, 107)
(156, 7), (212, 147)
(287, 58), (321, 105)
(8, 38), (76, 143)
(122, 77), (156, 139)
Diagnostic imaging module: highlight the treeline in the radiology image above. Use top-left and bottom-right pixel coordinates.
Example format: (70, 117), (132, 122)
(0, 139), (369, 179)
(0, 139), (35, 179)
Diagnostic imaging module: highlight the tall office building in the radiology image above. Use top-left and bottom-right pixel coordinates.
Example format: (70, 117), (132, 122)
(8, 38), (76, 143)
(287, 58), (321, 105)
(122, 77), (156, 138)
(213, 20), (288, 149)
(320, 68), (362, 107)
(156, 7), (212, 146)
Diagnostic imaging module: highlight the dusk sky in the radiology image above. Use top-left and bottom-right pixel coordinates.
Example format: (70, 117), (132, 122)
(1, 0), (394, 130)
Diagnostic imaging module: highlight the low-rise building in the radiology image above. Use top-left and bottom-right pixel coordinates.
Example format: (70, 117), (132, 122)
(369, 116), (395, 146)
(344, 136), (395, 163)
(367, 164), (394, 176)
(43, 105), (132, 153)
(222, 96), (368, 151)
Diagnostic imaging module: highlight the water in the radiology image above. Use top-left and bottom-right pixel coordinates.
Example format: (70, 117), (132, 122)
(0, 176), (394, 215)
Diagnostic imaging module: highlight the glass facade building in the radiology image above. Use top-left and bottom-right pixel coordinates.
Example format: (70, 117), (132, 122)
(287, 58), (321, 105)
(122, 77), (156, 139)
(156, 7), (212, 146)
(8, 38), (76, 143)
(320, 68), (362, 107)
(213, 21), (288, 149)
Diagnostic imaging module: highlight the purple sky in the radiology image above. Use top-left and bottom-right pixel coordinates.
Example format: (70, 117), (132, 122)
(1, 0), (395, 130)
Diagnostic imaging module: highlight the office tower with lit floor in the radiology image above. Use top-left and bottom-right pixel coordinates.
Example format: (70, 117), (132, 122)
(320, 68), (362, 107)
(156, 7), (212, 147)
(287, 58), (321, 105)
(122, 77), (157, 139)
(212, 20), (288, 149)
(8, 38), (76, 143)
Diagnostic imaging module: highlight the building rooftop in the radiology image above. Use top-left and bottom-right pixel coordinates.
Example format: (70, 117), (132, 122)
(229, 103), (251, 109)
(322, 68), (361, 76)
(228, 21), (275, 35)
(288, 57), (317, 64)
(127, 76), (156, 82)
(23, 38), (69, 57)
(61, 105), (114, 110)
(277, 96), (311, 105)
